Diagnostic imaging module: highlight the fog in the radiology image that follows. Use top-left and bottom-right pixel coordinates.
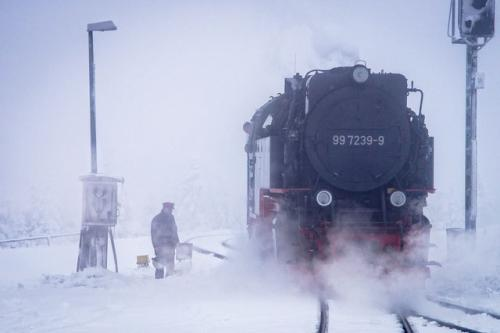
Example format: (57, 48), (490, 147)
(1, 0), (500, 237)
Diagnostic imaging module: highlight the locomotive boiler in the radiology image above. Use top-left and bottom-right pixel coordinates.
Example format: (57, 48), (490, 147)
(244, 64), (434, 273)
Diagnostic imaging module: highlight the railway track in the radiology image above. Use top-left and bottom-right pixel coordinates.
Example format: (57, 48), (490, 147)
(190, 241), (486, 333)
(413, 312), (485, 333)
(191, 234), (329, 333)
(427, 295), (500, 320)
(316, 298), (329, 333)
(184, 233), (232, 260)
(187, 234), (495, 333)
(396, 311), (489, 333)
(187, 239), (496, 333)
(397, 313), (414, 333)
(192, 245), (228, 259)
(221, 238), (238, 251)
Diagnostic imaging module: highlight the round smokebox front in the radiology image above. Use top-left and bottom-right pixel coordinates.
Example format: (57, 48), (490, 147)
(304, 87), (410, 192)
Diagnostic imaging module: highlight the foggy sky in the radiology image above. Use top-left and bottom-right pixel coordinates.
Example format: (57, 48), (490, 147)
(1, 0), (499, 234)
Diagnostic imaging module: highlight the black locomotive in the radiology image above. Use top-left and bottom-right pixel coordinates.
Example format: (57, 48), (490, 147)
(244, 64), (434, 272)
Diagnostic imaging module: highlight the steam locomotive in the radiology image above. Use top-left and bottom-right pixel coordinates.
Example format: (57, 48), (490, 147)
(244, 64), (434, 273)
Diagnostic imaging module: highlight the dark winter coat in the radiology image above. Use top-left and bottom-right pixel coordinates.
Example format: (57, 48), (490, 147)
(151, 211), (179, 249)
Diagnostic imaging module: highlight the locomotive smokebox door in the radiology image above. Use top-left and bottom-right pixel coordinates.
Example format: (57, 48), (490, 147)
(80, 174), (123, 226)
(304, 73), (411, 192)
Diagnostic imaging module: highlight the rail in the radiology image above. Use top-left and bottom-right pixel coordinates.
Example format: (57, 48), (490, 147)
(316, 298), (329, 333)
(396, 311), (485, 333)
(0, 232), (80, 247)
(427, 296), (500, 320)
(396, 314), (415, 333)
(411, 312), (485, 333)
(221, 238), (239, 251)
(192, 245), (228, 260)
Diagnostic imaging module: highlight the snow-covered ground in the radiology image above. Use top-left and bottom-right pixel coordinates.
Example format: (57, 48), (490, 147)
(0, 232), (318, 333)
(427, 227), (500, 310)
(2, 229), (500, 333)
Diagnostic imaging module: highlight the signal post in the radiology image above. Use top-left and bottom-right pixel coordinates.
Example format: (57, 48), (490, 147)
(448, 0), (495, 233)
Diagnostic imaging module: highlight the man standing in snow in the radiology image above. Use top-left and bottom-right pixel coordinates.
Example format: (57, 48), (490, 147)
(151, 202), (179, 279)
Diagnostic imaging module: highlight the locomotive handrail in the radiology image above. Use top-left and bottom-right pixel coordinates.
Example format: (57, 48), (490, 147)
(407, 87), (424, 116)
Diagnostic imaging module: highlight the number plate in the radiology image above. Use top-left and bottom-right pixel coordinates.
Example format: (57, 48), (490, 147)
(332, 134), (385, 146)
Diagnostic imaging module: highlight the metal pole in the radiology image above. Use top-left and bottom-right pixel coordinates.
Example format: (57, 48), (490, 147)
(88, 31), (98, 174)
(465, 42), (478, 232)
(76, 231), (83, 272)
(109, 228), (119, 273)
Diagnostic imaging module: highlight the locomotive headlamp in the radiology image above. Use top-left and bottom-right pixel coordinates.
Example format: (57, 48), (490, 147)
(352, 65), (370, 84)
(389, 190), (406, 207)
(316, 190), (333, 207)
(243, 121), (253, 134)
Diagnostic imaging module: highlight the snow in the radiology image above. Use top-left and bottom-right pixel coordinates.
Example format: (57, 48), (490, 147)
(0, 232), (318, 333)
(412, 299), (500, 333)
(326, 301), (401, 333)
(1, 272), (316, 333)
(1, 1), (500, 331)
(2, 230), (500, 332)
(427, 226), (500, 315)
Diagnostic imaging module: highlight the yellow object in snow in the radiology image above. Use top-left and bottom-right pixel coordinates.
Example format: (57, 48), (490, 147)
(136, 255), (150, 267)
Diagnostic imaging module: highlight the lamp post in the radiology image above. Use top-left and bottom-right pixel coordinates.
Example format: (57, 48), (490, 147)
(87, 20), (117, 174)
(77, 21), (119, 273)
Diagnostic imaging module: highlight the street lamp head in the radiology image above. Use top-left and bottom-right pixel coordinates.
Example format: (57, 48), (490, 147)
(87, 20), (117, 32)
